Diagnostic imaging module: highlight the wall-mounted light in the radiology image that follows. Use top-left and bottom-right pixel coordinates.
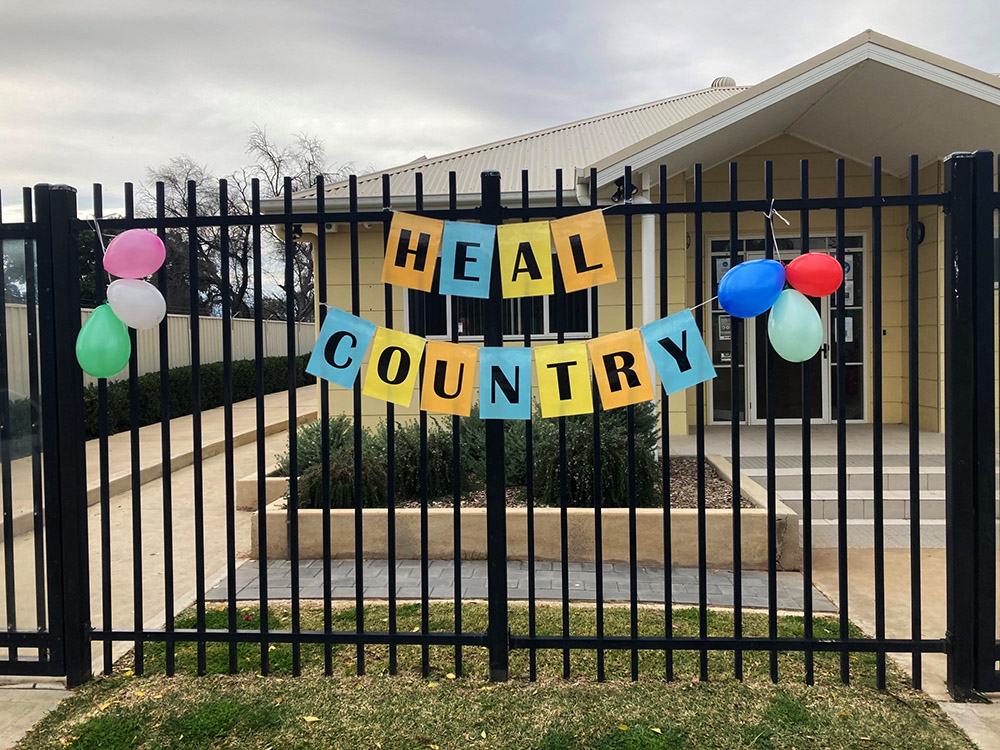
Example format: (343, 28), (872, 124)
(291, 224), (304, 241)
(611, 176), (639, 203)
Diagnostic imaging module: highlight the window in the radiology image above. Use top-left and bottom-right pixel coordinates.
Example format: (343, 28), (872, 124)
(406, 257), (591, 340)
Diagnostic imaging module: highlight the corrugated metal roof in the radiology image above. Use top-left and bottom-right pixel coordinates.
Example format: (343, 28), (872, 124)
(293, 86), (746, 201)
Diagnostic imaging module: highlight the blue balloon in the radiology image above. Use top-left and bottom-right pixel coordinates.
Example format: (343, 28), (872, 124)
(717, 258), (786, 318)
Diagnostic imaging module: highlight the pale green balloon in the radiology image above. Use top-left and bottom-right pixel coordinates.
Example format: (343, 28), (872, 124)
(76, 303), (132, 378)
(767, 289), (823, 362)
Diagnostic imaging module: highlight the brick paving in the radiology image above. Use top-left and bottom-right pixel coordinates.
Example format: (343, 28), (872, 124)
(207, 559), (837, 612)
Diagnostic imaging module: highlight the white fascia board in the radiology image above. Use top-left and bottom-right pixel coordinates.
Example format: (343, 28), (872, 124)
(596, 42), (1000, 188)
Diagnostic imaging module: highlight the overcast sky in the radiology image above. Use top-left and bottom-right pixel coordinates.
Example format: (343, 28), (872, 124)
(3, 0), (1000, 221)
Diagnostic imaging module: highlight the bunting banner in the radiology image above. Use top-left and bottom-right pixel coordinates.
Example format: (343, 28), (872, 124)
(496, 221), (555, 298)
(362, 326), (427, 406)
(419, 340), (479, 416)
(306, 307), (376, 388)
(640, 309), (717, 395)
(550, 210), (617, 292)
(479, 346), (532, 420)
(587, 329), (654, 409)
(439, 221), (496, 299)
(534, 341), (593, 418)
(381, 212), (445, 292)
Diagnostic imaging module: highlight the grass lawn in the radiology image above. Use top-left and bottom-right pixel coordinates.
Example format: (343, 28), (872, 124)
(17, 603), (971, 750)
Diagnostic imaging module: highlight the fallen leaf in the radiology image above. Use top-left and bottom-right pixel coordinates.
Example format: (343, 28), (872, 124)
(838, 710), (852, 717)
(301, 716), (320, 723)
(152, 694), (162, 700)
(134, 691), (145, 697)
(446, 673), (456, 680)
(275, 697), (283, 706)
(480, 730), (487, 738)
(123, 669), (133, 677)
(427, 681), (439, 688)
(429, 745), (440, 750)
(412, 626), (420, 633)
(98, 700), (115, 711)
(651, 728), (662, 734)
(618, 725), (629, 731)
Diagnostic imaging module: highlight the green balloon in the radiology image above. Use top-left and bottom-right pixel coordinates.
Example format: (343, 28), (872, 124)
(76, 303), (131, 378)
(767, 288), (823, 362)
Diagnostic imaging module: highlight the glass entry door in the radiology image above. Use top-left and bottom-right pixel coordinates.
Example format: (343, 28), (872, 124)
(709, 236), (865, 425)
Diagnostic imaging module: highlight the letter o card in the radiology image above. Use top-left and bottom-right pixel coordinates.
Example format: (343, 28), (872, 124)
(587, 329), (654, 410)
(534, 342), (593, 418)
(420, 340), (478, 416)
(382, 212), (444, 291)
(550, 210), (617, 292)
(497, 222), (554, 298)
(362, 327), (427, 406)
(306, 306), (376, 388)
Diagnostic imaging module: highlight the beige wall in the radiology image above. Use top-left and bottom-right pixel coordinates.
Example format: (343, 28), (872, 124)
(312, 134), (949, 435)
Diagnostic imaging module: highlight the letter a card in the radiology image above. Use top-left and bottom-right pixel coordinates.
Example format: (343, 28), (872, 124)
(640, 309), (716, 395)
(497, 222), (554, 298)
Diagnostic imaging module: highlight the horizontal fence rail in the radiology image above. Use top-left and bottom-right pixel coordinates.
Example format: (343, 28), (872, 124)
(0, 153), (996, 698)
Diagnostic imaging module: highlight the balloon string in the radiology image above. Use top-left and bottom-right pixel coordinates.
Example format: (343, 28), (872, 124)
(763, 199), (790, 262)
(90, 218), (107, 255)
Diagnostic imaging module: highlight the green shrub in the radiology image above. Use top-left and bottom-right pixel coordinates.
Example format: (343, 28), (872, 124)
(284, 401), (661, 509)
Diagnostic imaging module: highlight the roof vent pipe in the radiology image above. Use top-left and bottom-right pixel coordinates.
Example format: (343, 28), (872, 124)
(711, 76), (736, 88)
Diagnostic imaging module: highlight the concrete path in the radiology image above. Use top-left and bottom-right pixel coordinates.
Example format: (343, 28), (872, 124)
(207, 559), (837, 612)
(0, 386), (317, 749)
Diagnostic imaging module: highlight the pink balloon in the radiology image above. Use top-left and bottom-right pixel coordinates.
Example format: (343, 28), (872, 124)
(103, 229), (166, 279)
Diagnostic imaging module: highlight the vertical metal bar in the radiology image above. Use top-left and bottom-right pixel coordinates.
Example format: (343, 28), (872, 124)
(0, 191), (16, 662)
(799, 161), (814, 686)
(871, 158), (886, 689)
(416, 172), (430, 678)
(624, 166), (639, 682)
(728, 162), (743, 682)
(92, 184), (113, 675)
(219, 179), (237, 674)
(589, 168), (604, 683)
(188, 179), (207, 676)
(251, 179), (270, 675)
(521, 170), (537, 682)
(906, 154), (921, 690)
(481, 170), (508, 682)
(944, 150), (996, 698)
(555, 169), (570, 680)
(763, 162), (778, 683)
(283, 176), (301, 677)
(448, 171), (463, 677)
(22, 188), (46, 662)
(835, 159), (850, 685)
(761, 161), (778, 682)
(658, 164), (673, 682)
(35, 183), (91, 686)
(381, 173), (398, 675)
(155, 182), (175, 677)
(316, 175), (332, 677)
(124, 184), (144, 675)
(694, 164), (708, 681)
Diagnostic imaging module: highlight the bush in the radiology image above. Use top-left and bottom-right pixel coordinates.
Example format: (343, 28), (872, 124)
(284, 401), (661, 509)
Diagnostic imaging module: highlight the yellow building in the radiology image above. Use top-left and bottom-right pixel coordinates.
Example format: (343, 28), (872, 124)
(267, 31), (1000, 435)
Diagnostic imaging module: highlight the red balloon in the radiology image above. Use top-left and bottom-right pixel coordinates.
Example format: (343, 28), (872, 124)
(785, 252), (844, 297)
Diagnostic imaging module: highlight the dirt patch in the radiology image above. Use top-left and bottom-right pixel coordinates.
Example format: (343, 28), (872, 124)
(406, 457), (752, 510)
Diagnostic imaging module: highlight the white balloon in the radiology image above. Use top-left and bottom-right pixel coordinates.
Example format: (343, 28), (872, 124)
(107, 279), (166, 330)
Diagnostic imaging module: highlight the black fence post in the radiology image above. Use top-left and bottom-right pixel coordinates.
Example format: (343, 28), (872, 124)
(480, 170), (509, 681)
(34, 184), (92, 687)
(944, 151), (996, 699)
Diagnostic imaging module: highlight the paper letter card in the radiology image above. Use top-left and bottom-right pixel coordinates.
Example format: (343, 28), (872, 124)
(362, 327), (427, 406)
(306, 306), (377, 388)
(480, 347), (532, 420)
(641, 309), (716, 395)
(420, 340), (479, 416)
(587, 329), (654, 409)
(497, 222), (554, 298)
(534, 341), (593, 417)
(382, 212), (445, 292)
(438, 221), (496, 299)
(550, 210), (617, 293)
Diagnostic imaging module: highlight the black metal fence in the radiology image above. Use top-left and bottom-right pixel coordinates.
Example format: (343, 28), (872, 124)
(0, 151), (997, 698)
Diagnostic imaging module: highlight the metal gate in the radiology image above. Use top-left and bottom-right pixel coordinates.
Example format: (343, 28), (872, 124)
(0, 154), (998, 698)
